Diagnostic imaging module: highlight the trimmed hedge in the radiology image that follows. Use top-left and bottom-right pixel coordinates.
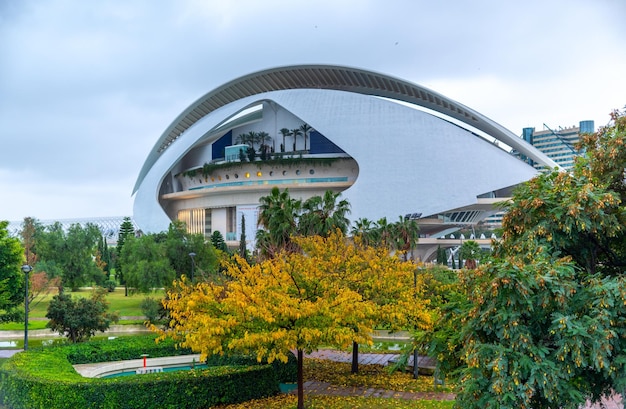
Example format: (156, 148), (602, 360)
(63, 335), (194, 364)
(0, 335), (297, 409)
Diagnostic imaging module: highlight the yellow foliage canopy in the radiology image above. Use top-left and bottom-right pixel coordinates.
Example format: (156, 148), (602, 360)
(154, 231), (432, 364)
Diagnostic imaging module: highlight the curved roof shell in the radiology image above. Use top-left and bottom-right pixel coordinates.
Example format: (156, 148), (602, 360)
(134, 65), (557, 194)
(133, 65), (556, 233)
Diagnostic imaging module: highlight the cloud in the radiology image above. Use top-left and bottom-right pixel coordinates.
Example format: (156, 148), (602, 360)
(1, 0), (624, 223)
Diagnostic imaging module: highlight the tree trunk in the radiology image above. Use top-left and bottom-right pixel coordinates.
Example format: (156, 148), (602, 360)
(351, 341), (359, 374)
(413, 348), (419, 379)
(297, 349), (304, 409)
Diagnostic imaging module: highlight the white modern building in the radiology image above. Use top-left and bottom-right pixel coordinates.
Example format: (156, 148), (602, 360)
(132, 65), (558, 249)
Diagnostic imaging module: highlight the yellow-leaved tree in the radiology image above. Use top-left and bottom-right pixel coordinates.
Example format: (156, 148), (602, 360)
(155, 230), (432, 409)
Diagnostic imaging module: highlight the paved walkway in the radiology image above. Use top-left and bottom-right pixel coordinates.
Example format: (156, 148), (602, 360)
(302, 350), (624, 408)
(300, 350), (453, 401)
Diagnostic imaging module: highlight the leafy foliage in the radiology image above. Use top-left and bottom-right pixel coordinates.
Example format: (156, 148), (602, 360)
(46, 287), (119, 342)
(256, 187), (351, 259)
(35, 221), (103, 290)
(119, 234), (175, 293)
(0, 338), (285, 409)
(157, 231), (430, 409)
(455, 110), (626, 408)
(0, 221), (25, 315)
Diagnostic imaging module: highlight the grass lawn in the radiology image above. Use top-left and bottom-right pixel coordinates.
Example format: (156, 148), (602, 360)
(0, 288), (164, 331)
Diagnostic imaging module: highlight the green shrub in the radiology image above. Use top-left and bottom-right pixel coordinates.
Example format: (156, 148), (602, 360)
(103, 279), (117, 292)
(0, 335), (296, 409)
(63, 335), (192, 364)
(139, 297), (163, 324)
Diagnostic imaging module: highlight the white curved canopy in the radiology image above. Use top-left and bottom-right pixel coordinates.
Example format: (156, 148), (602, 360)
(134, 64), (557, 194)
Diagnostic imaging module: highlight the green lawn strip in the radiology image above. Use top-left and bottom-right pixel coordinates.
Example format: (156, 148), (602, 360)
(27, 288), (164, 319)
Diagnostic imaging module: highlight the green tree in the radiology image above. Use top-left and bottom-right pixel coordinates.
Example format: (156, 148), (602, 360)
(46, 287), (119, 343)
(455, 110), (626, 408)
(299, 190), (351, 237)
(119, 235), (176, 293)
(36, 222), (102, 291)
(411, 264), (468, 378)
(436, 245), (447, 265)
(459, 240), (481, 269)
(210, 230), (228, 252)
(239, 214), (247, 260)
(116, 217), (135, 296)
(257, 131), (272, 159)
(279, 127), (290, 152)
(350, 217), (376, 247)
(299, 123), (313, 151)
(256, 187), (302, 258)
(0, 221), (26, 319)
(390, 215), (420, 261)
(290, 127), (302, 151)
(235, 132), (254, 148)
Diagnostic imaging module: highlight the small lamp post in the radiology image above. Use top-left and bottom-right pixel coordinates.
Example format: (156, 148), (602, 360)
(188, 252), (196, 282)
(21, 264), (32, 351)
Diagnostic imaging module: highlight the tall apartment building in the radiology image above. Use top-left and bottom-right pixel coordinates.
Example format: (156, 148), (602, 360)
(518, 120), (595, 171)
(485, 120), (596, 229)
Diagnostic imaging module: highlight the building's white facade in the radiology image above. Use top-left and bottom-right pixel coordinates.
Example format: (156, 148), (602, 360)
(133, 65), (558, 247)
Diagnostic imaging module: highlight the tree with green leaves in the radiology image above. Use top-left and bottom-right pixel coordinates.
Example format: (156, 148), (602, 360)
(290, 127), (302, 151)
(350, 217), (376, 247)
(46, 287), (119, 343)
(239, 214), (247, 260)
(299, 123), (313, 151)
(119, 235), (176, 293)
(279, 127), (290, 153)
(390, 215), (420, 261)
(257, 131), (272, 159)
(210, 230), (228, 253)
(459, 240), (481, 269)
(0, 221), (26, 320)
(35, 222), (102, 291)
(455, 110), (626, 408)
(299, 190), (351, 237)
(256, 187), (302, 258)
(116, 217), (135, 295)
(162, 220), (218, 281)
(436, 245), (447, 265)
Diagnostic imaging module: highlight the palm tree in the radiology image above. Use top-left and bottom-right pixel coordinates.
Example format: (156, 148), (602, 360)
(256, 187), (302, 259)
(391, 215), (420, 262)
(290, 128), (302, 152)
(279, 128), (290, 153)
(257, 131), (272, 158)
(459, 240), (481, 269)
(374, 217), (392, 249)
(299, 190), (351, 237)
(299, 123), (313, 152)
(236, 132), (256, 148)
(235, 133), (249, 146)
(350, 217), (376, 247)
(246, 131), (258, 151)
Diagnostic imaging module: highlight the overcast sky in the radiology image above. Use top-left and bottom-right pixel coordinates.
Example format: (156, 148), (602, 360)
(1, 0), (625, 223)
